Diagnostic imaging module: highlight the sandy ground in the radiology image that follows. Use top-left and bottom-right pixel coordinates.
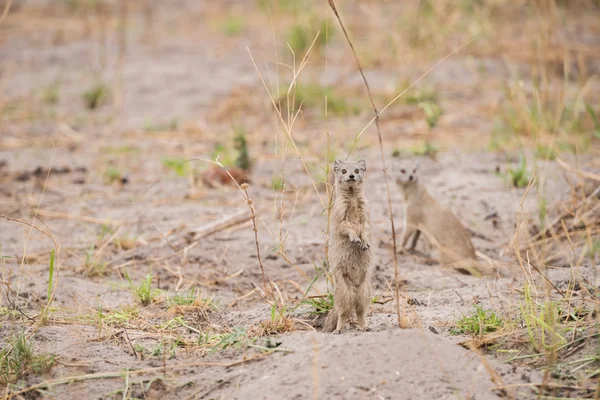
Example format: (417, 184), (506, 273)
(1, 1), (600, 399)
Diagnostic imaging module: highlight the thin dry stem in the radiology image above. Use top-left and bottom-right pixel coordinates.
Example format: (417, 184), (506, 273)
(242, 184), (269, 298)
(327, 0), (404, 327)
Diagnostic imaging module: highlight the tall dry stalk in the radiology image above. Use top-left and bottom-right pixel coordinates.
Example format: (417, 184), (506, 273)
(326, 0), (404, 326)
(242, 183), (269, 298)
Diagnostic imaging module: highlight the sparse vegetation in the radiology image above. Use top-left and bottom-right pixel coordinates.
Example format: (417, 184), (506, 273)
(83, 83), (109, 110)
(84, 247), (108, 277)
(144, 118), (178, 132)
(450, 306), (503, 336)
(271, 175), (285, 190)
(282, 83), (360, 116)
(42, 85), (60, 104)
(0, 332), (55, 385)
(286, 18), (334, 56)
(505, 157), (531, 188)
(125, 272), (162, 306)
(103, 166), (124, 184)
(408, 141), (439, 157)
(302, 292), (334, 316)
(162, 157), (187, 177)
(233, 126), (251, 171)
(223, 15), (244, 36)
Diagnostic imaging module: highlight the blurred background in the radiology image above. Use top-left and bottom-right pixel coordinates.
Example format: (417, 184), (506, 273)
(2, 0), (599, 162)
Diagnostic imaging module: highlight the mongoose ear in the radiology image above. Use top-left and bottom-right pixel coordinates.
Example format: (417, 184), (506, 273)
(357, 159), (366, 171)
(333, 159), (342, 172)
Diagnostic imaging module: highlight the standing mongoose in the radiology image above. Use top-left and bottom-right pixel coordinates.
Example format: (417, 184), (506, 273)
(395, 162), (494, 275)
(324, 159), (373, 333)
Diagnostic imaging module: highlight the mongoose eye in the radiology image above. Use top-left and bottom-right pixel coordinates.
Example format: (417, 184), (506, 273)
(400, 169), (406, 174)
(341, 169), (347, 174)
(354, 169), (359, 174)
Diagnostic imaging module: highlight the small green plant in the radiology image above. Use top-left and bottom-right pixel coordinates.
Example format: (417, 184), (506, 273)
(535, 144), (557, 160)
(450, 305), (503, 336)
(271, 175), (285, 191)
(403, 86), (438, 105)
(211, 142), (235, 167)
(162, 157), (187, 177)
(101, 145), (139, 154)
(84, 247), (107, 277)
(302, 292), (334, 316)
(286, 19), (333, 56)
(100, 305), (140, 327)
(584, 101), (600, 138)
(210, 328), (247, 353)
(144, 118), (178, 132)
(588, 240), (600, 258)
(391, 148), (401, 158)
(285, 83), (359, 116)
(83, 83), (109, 110)
(103, 166), (122, 184)
(519, 282), (566, 352)
(287, 24), (309, 55)
(538, 195), (547, 228)
(409, 141), (439, 157)
(233, 126), (251, 171)
(43, 85), (59, 104)
(418, 101), (443, 128)
(223, 15), (244, 36)
(0, 332), (55, 385)
(168, 288), (219, 309)
(506, 157), (531, 188)
(125, 272), (161, 306)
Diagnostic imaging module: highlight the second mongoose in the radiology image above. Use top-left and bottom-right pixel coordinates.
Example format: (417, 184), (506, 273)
(396, 162), (501, 276)
(324, 159), (373, 333)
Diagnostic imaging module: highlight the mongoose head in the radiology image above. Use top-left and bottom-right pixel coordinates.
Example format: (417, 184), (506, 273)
(334, 159), (366, 187)
(395, 163), (418, 188)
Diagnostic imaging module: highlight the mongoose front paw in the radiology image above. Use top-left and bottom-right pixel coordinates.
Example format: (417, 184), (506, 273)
(360, 241), (370, 250)
(332, 329), (342, 335)
(349, 235), (362, 246)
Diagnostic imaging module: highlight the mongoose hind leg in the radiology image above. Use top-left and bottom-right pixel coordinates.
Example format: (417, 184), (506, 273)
(332, 275), (352, 334)
(408, 230), (421, 250)
(354, 283), (370, 331)
(401, 227), (417, 249)
(333, 309), (351, 334)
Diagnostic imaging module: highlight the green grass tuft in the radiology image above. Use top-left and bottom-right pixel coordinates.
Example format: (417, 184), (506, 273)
(271, 175), (285, 191)
(43, 85), (60, 104)
(83, 83), (109, 110)
(162, 157), (187, 177)
(233, 126), (251, 171)
(125, 272), (162, 306)
(223, 15), (244, 36)
(302, 292), (334, 316)
(506, 157), (531, 188)
(450, 305), (503, 336)
(0, 332), (55, 385)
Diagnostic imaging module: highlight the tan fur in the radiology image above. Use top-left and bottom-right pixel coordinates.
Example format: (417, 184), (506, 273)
(395, 163), (506, 276)
(324, 159), (373, 333)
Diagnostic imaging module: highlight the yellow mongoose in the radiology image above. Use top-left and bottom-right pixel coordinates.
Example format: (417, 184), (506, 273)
(395, 162), (503, 276)
(324, 159), (373, 333)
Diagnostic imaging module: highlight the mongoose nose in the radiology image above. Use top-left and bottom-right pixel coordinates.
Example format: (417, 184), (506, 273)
(409, 175), (413, 181)
(349, 174), (355, 179)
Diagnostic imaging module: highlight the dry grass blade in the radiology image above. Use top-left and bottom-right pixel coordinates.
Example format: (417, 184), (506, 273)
(242, 183), (269, 297)
(0, 214), (61, 331)
(326, 0), (403, 327)
(5, 353), (268, 399)
(0, 0), (12, 28)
